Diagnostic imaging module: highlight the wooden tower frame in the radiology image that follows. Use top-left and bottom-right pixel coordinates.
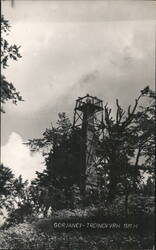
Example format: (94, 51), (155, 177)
(72, 94), (105, 194)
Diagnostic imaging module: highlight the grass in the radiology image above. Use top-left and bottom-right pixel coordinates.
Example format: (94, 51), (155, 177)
(0, 195), (154, 249)
(0, 219), (154, 250)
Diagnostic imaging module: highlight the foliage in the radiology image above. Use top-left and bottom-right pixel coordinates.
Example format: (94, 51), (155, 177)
(98, 86), (155, 202)
(1, 15), (23, 113)
(1, 88), (153, 226)
(0, 220), (154, 250)
(88, 194), (155, 221)
(0, 164), (14, 197)
(0, 164), (14, 212)
(140, 176), (155, 196)
(0, 164), (32, 226)
(25, 87), (155, 216)
(26, 113), (80, 213)
(134, 88), (155, 169)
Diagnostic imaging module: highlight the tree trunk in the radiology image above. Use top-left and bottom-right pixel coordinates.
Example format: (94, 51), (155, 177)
(108, 171), (118, 202)
(125, 190), (129, 219)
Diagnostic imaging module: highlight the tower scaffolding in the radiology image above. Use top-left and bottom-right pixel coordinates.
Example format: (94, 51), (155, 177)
(72, 94), (105, 195)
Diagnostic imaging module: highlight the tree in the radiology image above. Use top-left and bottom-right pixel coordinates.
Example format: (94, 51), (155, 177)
(0, 164), (32, 226)
(0, 164), (14, 212)
(26, 112), (78, 214)
(26, 87), (155, 214)
(134, 88), (155, 172)
(1, 15), (23, 113)
(98, 86), (155, 204)
(140, 176), (155, 197)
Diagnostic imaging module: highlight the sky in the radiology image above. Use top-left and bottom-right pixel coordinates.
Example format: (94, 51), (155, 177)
(1, 0), (156, 181)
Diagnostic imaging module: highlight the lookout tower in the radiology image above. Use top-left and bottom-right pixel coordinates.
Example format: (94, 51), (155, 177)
(72, 94), (104, 195)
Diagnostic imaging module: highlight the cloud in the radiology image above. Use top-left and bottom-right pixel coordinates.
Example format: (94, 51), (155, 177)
(2, 1), (156, 23)
(1, 132), (45, 181)
(1, 2), (155, 146)
(3, 20), (154, 116)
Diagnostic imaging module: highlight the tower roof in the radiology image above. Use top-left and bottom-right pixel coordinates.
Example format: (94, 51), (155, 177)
(76, 94), (103, 112)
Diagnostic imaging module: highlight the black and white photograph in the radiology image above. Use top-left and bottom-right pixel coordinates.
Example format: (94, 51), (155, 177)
(0, 0), (155, 249)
